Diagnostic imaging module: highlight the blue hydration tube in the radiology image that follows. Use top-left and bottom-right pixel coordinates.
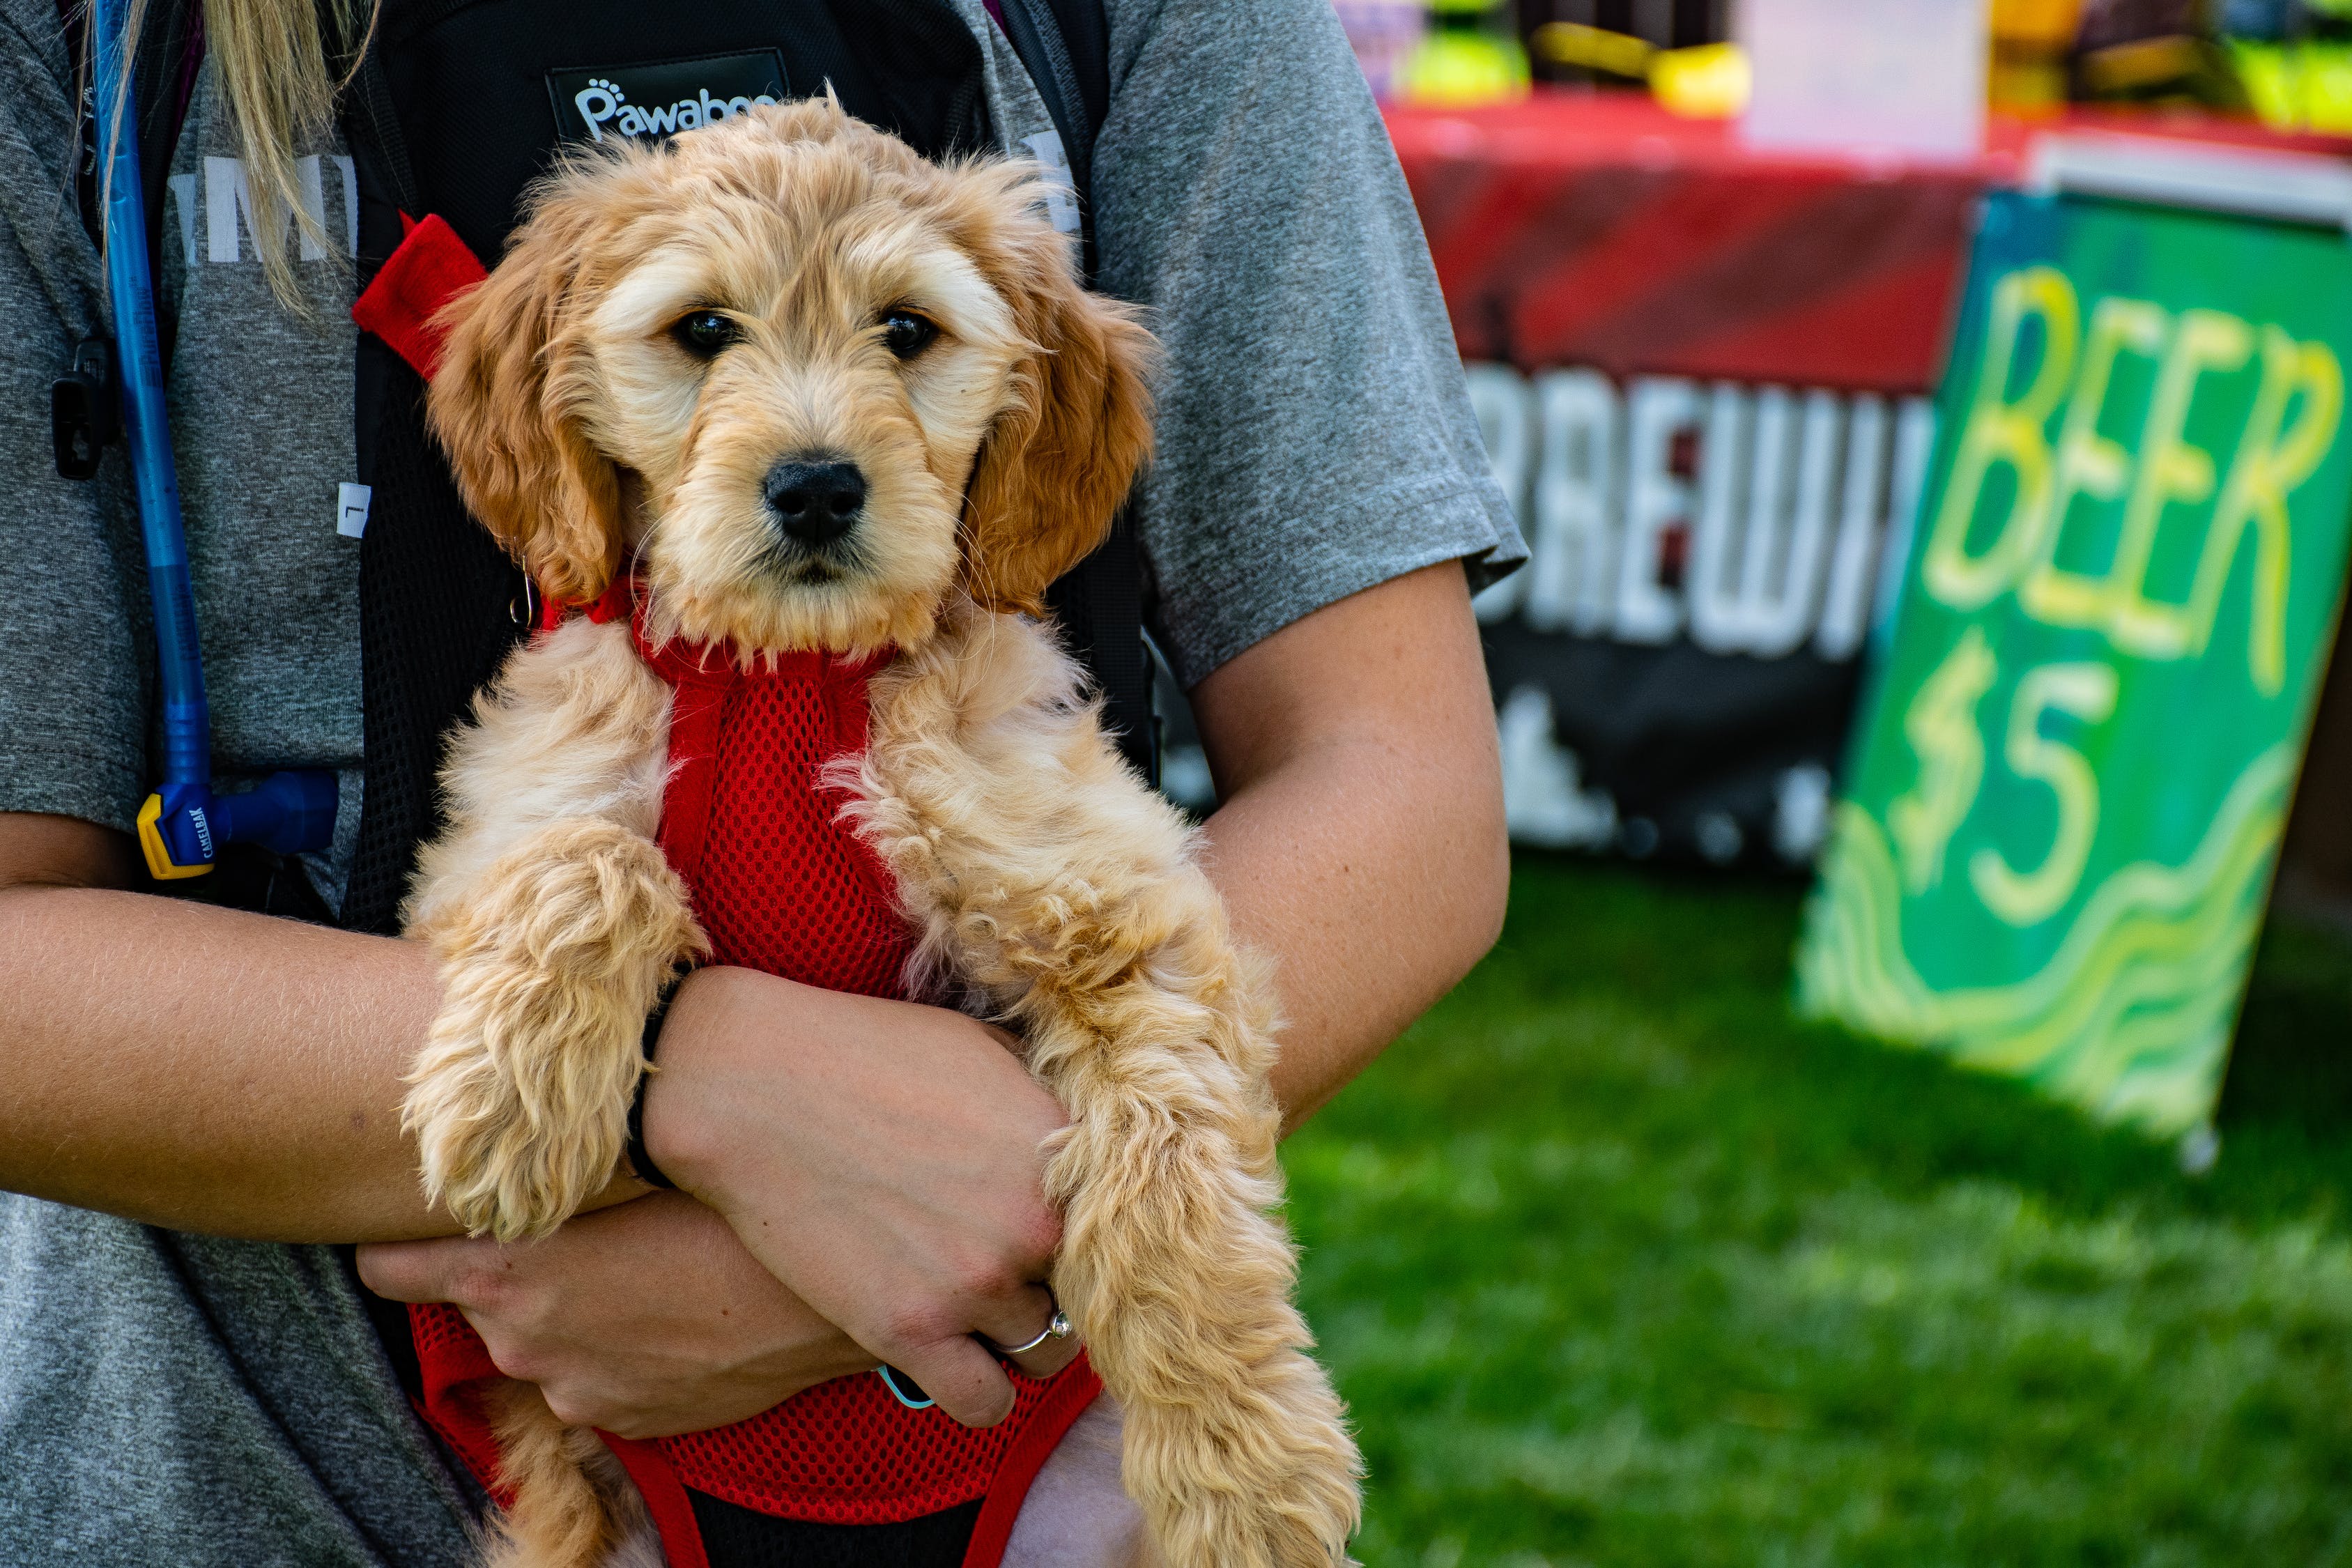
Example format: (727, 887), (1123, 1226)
(93, 0), (336, 879)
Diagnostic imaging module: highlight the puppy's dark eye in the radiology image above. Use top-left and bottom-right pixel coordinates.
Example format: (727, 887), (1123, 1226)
(881, 309), (938, 360)
(671, 310), (741, 358)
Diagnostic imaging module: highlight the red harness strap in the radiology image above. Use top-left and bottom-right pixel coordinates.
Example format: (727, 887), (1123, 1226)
(410, 578), (1099, 1565)
(351, 213), (484, 381)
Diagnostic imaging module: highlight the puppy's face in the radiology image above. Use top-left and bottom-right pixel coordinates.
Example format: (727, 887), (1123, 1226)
(429, 100), (1155, 655)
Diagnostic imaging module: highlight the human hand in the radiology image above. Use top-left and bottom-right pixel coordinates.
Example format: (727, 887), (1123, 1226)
(356, 1190), (872, 1438)
(643, 965), (1080, 1428)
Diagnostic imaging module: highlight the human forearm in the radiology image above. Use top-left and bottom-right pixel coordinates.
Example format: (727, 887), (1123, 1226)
(1190, 562), (1509, 1128)
(0, 877), (462, 1239)
(362, 965), (1080, 1438)
(0, 813), (640, 1241)
(359, 1191), (878, 1437)
(1199, 735), (1505, 1128)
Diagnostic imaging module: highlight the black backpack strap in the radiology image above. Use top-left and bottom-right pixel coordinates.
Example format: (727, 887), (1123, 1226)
(333, 19), (532, 936)
(992, 0), (1156, 785)
(60, 0), (205, 344)
(990, 0), (1107, 275)
(337, 36), (421, 221)
(1048, 507), (1153, 784)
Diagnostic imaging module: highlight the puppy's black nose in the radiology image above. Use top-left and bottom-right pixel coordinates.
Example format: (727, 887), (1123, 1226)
(764, 460), (866, 547)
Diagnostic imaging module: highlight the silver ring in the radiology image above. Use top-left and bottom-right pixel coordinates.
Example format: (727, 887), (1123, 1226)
(990, 1307), (1073, 1357)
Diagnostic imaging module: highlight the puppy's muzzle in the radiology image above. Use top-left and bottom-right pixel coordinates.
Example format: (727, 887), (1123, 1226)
(764, 459), (867, 551)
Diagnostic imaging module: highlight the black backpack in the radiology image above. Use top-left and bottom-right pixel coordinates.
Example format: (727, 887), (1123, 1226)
(64, 0), (1151, 932)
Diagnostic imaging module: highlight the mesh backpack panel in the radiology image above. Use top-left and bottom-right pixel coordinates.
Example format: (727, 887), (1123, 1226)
(640, 640), (1040, 1521)
(663, 1367), (1065, 1525)
(657, 651), (912, 994)
(344, 348), (530, 933)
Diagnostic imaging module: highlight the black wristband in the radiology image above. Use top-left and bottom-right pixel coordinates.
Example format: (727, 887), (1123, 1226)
(624, 973), (688, 1190)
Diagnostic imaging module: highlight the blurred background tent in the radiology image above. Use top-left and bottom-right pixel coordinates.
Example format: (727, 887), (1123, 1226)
(1228, 0), (2352, 930)
(1217, 3), (2352, 1561)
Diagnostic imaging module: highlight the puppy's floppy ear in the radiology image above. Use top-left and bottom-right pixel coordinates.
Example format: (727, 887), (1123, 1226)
(426, 194), (625, 606)
(961, 227), (1158, 615)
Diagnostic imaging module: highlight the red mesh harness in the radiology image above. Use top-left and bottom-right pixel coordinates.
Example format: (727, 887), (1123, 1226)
(407, 576), (1100, 1568)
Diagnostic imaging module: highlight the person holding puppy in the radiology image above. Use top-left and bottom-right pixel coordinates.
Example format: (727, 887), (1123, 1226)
(0, 0), (1520, 1562)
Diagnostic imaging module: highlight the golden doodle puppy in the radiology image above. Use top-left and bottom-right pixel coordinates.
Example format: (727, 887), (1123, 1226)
(399, 98), (1360, 1568)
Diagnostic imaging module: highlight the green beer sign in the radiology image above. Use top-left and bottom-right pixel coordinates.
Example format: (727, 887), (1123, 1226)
(1799, 189), (2352, 1136)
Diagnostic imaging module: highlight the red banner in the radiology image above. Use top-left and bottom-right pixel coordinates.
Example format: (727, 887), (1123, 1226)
(1387, 97), (2349, 394)
(1386, 94), (2352, 872)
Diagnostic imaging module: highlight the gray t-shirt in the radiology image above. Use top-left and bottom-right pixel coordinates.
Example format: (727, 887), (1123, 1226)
(0, 0), (1520, 1560)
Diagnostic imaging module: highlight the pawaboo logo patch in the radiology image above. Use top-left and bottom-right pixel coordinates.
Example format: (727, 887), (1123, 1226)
(547, 52), (791, 144)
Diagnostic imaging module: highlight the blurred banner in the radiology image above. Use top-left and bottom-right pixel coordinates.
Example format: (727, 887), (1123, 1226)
(1798, 185), (2352, 1135)
(1468, 367), (1933, 861)
(1394, 99), (1981, 865)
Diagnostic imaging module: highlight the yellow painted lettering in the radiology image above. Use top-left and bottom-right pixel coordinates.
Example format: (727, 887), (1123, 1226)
(1889, 626), (1998, 896)
(2018, 295), (2169, 630)
(2107, 308), (2255, 662)
(2189, 328), (2342, 694)
(1923, 267), (2080, 611)
(1969, 661), (2119, 927)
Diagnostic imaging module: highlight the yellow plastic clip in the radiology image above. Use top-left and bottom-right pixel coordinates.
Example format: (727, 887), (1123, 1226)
(137, 792), (215, 880)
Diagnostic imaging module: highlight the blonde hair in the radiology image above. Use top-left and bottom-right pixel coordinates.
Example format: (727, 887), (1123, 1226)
(98, 0), (376, 309)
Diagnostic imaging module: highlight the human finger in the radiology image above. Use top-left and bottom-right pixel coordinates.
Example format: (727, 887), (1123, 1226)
(888, 1333), (1019, 1428)
(354, 1233), (477, 1305)
(978, 1284), (1081, 1381)
(999, 1326), (1082, 1381)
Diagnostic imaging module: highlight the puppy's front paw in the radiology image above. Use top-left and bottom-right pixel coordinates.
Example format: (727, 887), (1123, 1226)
(1130, 1343), (1361, 1568)
(404, 820), (701, 1239)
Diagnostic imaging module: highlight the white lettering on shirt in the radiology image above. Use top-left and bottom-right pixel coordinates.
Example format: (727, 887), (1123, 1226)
(198, 155), (352, 266)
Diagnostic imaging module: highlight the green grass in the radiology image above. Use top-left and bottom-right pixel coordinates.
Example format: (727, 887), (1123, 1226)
(1284, 854), (2352, 1567)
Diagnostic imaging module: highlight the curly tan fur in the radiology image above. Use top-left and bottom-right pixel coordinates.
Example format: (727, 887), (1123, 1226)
(843, 606), (1362, 1566)
(481, 1380), (661, 1568)
(401, 617), (705, 1240)
(403, 98), (1358, 1568)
